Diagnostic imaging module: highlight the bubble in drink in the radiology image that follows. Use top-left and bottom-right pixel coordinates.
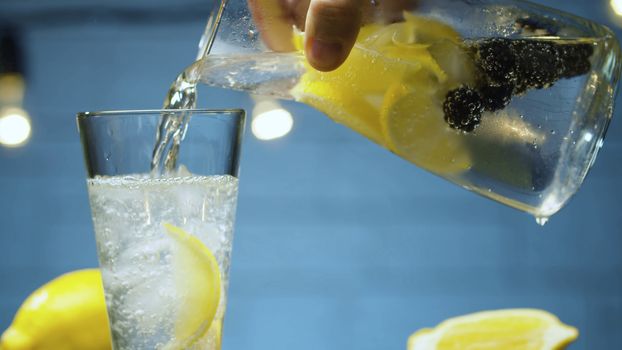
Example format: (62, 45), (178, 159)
(87, 174), (238, 350)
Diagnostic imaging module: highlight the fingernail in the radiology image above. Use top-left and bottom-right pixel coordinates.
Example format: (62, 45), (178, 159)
(308, 38), (344, 71)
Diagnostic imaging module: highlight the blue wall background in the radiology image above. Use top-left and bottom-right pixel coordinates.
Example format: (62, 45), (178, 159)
(1, 0), (621, 349)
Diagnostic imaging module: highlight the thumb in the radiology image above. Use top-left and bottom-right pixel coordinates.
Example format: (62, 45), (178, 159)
(305, 0), (363, 72)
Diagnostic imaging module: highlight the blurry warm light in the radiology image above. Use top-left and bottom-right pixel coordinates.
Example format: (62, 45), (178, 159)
(251, 99), (293, 141)
(0, 107), (31, 147)
(612, 0), (622, 16)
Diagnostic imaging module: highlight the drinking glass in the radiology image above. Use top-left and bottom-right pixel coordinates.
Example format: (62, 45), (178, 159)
(78, 109), (245, 350)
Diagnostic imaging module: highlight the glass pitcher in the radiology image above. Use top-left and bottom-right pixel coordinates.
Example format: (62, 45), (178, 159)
(178, 0), (622, 221)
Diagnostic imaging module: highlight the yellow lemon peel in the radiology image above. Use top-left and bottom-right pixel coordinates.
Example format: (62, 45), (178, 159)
(0, 269), (111, 350)
(162, 223), (222, 350)
(408, 309), (579, 350)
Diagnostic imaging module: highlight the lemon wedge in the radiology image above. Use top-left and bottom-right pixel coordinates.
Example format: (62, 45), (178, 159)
(162, 223), (221, 350)
(407, 309), (579, 350)
(0, 269), (111, 350)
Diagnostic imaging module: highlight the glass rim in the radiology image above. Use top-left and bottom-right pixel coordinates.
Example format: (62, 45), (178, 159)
(76, 108), (245, 119)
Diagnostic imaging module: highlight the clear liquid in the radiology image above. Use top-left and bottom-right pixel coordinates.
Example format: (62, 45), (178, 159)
(151, 0), (227, 174)
(535, 216), (549, 226)
(458, 37), (608, 218)
(87, 175), (238, 350)
(154, 52), (303, 173)
(152, 70), (199, 174)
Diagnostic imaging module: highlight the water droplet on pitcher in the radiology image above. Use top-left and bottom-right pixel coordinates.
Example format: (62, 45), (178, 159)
(535, 216), (549, 226)
(550, 130), (556, 135)
(104, 152), (111, 161)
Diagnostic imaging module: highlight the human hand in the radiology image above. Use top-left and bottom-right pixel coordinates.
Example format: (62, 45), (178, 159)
(249, 0), (416, 72)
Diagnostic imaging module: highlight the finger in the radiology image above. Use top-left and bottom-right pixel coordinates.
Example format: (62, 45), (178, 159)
(248, 0), (296, 52)
(305, 0), (364, 72)
(283, 0), (311, 30)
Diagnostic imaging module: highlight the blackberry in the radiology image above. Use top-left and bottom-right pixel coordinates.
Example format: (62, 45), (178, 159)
(479, 84), (514, 112)
(558, 43), (594, 78)
(475, 38), (517, 86)
(443, 87), (484, 132)
(467, 37), (594, 129)
(512, 40), (563, 93)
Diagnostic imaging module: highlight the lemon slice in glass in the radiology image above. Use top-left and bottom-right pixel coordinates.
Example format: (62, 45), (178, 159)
(408, 309), (579, 350)
(162, 223), (221, 350)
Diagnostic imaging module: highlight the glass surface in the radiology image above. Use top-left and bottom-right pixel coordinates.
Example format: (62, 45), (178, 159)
(78, 109), (245, 350)
(173, 0), (621, 220)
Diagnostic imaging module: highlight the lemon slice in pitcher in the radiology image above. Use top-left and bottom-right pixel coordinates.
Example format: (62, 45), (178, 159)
(162, 223), (221, 350)
(407, 309), (579, 350)
(291, 14), (475, 175)
(380, 79), (471, 175)
(292, 74), (384, 144)
(402, 12), (462, 45)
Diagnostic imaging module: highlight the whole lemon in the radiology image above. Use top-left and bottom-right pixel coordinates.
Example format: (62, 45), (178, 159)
(0, 269), (111, 350)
